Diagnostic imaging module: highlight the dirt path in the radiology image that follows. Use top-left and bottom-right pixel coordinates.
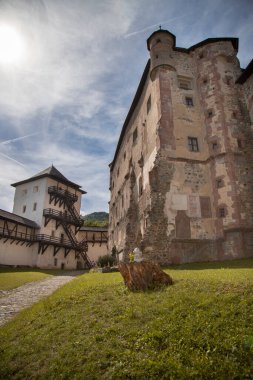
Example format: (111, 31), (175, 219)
(0, 271), (84, 326)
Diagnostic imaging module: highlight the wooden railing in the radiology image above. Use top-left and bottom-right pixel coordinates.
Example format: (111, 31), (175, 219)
(48, 186), (78, 202)
(0, 227), (35, 241)
(43, 208), (80, 225)
(0, 228), (88, 251)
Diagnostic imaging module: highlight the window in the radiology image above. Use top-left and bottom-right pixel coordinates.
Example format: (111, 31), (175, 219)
(185, 97), (194, 107)
(219, 207), (225, 218)
(22, 189), (27, 196)
(22, 205), (26, 213)
(54, 258), (57, 266)
(207, 110), (213, 118)
(33, 186), (39, 193)
(33, 202), (37, 211)
(133, 128), (138, 144)
(178, 76), (192, 90)
(147, 95), (151, 114)
(199, 52), (204, 59)
(216, 179), (223, 188)
(212, 142), (218, 151)
(51, 230), (55, 237)
(188, 137), (199, 152)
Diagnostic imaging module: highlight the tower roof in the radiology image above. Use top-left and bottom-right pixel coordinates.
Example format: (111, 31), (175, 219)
(147, 29), (176, 50)
(11, 165), (87, 194)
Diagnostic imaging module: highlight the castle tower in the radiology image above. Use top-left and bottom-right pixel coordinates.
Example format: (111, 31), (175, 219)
(108, 29), (253, 264)
(11, 165), (91, 269)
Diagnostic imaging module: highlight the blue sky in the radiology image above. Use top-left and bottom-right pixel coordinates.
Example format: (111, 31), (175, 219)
(0, 0), (252, 215)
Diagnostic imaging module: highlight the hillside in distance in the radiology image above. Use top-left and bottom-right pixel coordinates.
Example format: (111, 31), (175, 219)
(81, 212), (109, 227)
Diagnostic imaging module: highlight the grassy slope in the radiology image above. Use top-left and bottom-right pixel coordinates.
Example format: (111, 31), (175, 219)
(0, 268), (60, 291)
(0, 259), (253, 379)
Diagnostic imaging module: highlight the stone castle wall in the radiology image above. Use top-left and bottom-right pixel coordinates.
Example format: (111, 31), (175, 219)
(109, 31), (253, 264)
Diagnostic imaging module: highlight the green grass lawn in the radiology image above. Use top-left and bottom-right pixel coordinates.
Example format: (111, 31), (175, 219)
(0, 268), (62, 291)
(0, 259), (253, 379)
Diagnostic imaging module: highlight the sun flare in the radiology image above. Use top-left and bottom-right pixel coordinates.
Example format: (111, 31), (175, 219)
(0, 24), (25, 65)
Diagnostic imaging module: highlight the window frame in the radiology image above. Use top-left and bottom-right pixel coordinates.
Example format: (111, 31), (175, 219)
(188, 137), (199, 152)
(185, 96), (194, 107)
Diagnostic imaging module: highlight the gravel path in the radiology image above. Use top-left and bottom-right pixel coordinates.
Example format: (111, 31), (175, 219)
(0, 271), (84, 326)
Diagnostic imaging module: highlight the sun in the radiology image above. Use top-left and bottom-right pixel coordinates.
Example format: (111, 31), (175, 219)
(0, 24), (25, 65)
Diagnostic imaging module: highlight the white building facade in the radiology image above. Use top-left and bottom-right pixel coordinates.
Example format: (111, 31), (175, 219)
(0, 166), (107, 269)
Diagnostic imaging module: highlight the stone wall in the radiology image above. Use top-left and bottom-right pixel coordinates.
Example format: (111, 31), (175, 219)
(109, 30), (253, 264)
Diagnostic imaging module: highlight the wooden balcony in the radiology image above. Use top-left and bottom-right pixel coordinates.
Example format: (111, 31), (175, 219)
(43, 208), (82, 227)
(0, 227), (35, 246)
(48, 186), (78, 202)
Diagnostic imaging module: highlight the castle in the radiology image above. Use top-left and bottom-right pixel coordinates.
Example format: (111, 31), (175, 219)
(108, 29), (253, 264)
(0, 166), (107, 269)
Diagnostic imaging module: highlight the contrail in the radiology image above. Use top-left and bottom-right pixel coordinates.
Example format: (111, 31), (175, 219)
(0, 152), (25, 167)
(0, 132), (39, 145)
(125, 14), (193, 38)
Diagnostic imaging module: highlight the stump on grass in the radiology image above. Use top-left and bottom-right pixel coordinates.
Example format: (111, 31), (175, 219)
(119, 261), (173, 291)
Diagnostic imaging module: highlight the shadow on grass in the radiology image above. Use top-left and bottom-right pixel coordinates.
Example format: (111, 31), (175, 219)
(0, 267), (87, 276)
(164, 258), (253, 271)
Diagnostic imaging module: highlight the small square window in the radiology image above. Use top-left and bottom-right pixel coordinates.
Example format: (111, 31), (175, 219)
(33, 186), (39, 193)
(185, 97), (194, 107)
(22, 205), (26, 213)
(178, 76), (192, 90)
(22, 189), (27, 195)
(188, 137), (199, 152)
(147, 95), (151, 114)
(219, 208), (225, 218)
(216, 179), (223, 188)
(207, 110), (213, 118)
(212, 142), (218, 151)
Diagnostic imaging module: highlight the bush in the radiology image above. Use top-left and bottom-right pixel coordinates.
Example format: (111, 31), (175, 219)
(97, 254), (115, 268)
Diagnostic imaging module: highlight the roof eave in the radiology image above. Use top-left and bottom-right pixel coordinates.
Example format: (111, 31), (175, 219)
(11, 173), (83, 191)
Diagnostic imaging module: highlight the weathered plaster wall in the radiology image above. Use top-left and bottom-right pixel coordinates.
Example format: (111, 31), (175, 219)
(109, 31), (253, 264)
